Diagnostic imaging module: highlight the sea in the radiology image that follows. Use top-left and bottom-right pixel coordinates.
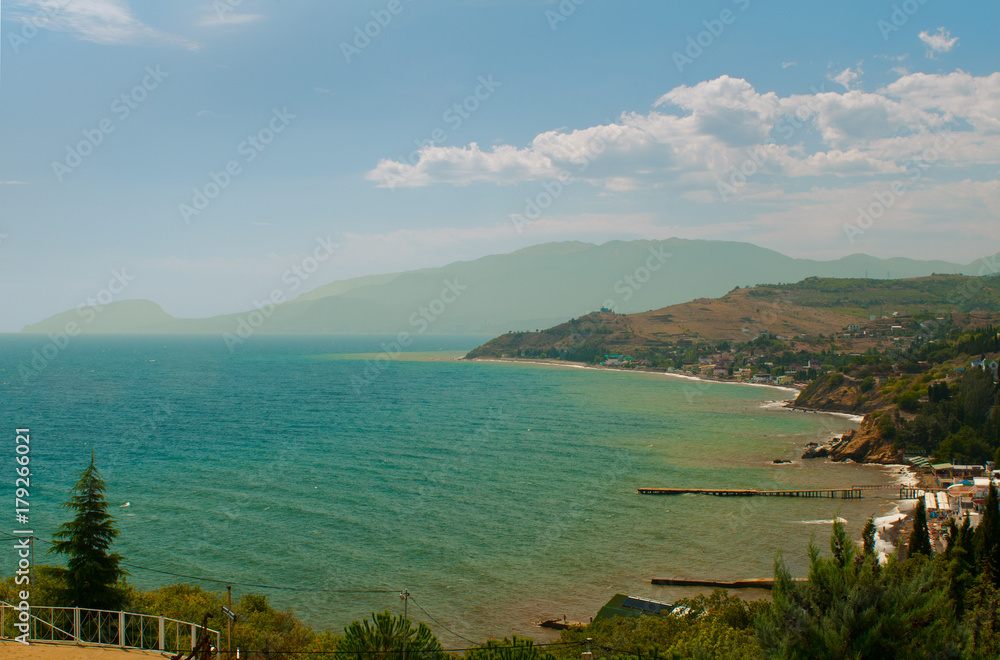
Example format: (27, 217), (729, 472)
(0, 335), (906, 644)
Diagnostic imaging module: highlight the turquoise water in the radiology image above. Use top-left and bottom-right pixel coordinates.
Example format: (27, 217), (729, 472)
(0, 335), (901, 643)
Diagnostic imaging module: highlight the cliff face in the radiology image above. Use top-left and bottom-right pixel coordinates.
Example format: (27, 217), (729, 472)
(827, 413), (903, 464)
(792, 372), (893, 415)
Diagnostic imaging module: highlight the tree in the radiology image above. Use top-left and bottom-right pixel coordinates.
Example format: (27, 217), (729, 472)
(756, 522), (957, 658)
(908, 498), (932, 558)
(49, 454), (126, 610)
(977, 483), (1000, 582)
(340, 610), (445, 660)
(862, 516), (877, 557)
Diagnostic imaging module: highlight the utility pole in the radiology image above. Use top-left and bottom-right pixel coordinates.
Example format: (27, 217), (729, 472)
(227, 585), (233, 660)
(401, 589), (410, 660)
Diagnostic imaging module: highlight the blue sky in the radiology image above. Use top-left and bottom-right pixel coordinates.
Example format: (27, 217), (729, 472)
(1, 0), (998, 331)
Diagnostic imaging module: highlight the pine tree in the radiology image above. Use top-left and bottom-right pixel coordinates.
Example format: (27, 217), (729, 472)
(977, 482), (1000, 582)
(908, 498), (932, 557)
(862, 516), (877, 558)
(49, 454), (126, 609)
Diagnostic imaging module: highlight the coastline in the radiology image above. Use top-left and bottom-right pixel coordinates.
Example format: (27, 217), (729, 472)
(471, 355), (918, 560)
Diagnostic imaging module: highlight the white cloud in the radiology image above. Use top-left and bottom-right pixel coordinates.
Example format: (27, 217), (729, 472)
(919, 27), (958, 58)
(0, 180), (29, 185)
(781, 61), (797, 69)
(365, 71), (999, 241)
(828, 64), (863, 90)
(195, 4), (265, 28)
(6, 0), (199, 49)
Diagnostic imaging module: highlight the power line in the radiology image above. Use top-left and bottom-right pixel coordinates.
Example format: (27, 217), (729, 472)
(0, 530), (397, 594)
(407, 594), (479, 646)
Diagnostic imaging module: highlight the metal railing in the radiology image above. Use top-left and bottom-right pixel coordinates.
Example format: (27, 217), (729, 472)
(0, 601), (220, 658)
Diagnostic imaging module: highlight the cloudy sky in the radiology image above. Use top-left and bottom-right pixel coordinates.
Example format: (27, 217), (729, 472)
(1, 0), (998, 331)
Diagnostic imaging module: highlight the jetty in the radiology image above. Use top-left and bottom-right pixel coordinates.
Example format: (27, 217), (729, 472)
(651, 577), (808, 589)
(637, 485), (925, 499)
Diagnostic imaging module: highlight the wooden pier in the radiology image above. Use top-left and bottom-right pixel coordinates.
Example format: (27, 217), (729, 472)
(638, 486), (925, 499)
(638, 487), (863, 499)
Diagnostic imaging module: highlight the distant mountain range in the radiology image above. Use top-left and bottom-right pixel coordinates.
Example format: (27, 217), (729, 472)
(22, 239), (996, 336)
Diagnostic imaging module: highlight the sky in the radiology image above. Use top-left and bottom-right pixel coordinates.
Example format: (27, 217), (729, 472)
(0, 0), (998, 332)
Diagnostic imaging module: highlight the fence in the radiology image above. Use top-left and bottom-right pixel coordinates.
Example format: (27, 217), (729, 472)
(0, 601), (220, 658)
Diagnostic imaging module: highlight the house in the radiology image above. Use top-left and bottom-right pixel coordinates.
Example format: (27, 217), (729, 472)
(776, 375), (794, 385)
(737, 368), (752, 380)
(700, 364), (716, 377)
(751, 372), (772, 384)
(714, 365), (729, 377)
(603, 355), (623, 366)
(807, 360), (821, 370)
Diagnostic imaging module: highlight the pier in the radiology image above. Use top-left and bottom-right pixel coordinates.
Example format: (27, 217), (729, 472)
(638, 485), (925, 499)
(638, 487), (863, 499)
(650, 577), (807, 589)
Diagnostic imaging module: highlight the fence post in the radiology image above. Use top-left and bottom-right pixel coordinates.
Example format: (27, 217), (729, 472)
(119, 611), (125, 647)
(217, 631), (222, 660)
(191, 623), (196, 651)
(74, 607), (81, 644)
(159, 616), (165, 651)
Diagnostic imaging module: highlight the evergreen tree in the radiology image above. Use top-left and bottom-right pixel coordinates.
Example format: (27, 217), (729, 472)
(909, 498), (933, 557)
(977, 483), (1000, 582)
(341, 610), (445, 660)
(862, 516), (877, 558)
(49, 454), (126, 609)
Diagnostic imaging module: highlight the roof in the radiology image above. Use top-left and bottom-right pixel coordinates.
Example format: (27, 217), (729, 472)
(932, 463), (953, 470)
(594, 593), (674, 622)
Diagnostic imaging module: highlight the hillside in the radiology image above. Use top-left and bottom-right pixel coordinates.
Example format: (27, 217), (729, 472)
(466, 274), (1000, 364)
(21, 239), (996, 336)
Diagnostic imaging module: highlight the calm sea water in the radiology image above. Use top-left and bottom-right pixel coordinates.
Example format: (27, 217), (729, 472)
(0, 335), (902, 643)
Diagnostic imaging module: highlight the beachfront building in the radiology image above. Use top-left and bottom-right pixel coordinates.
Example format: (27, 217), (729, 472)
(933, 463), (986, 487)
(751, 372), (772, 384)
(603, 355), (623, 366)
(776, 375), (794, 385)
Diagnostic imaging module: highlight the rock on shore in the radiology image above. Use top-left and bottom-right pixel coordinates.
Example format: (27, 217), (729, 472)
(802, 412), (903, 464)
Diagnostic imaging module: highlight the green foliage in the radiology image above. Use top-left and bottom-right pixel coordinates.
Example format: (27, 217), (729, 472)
(756, 522), (958, 658)
(466, 636), (558, 660)
(860, 375), (876, 393)
(554, 591), (766, 660)
(977, 484), (1000, 582)
(341, 610), (445, 660)
(909, 498), (932, 557)
(48, 454), (127, 610)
